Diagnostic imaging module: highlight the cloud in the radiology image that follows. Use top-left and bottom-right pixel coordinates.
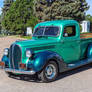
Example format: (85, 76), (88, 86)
(0, 7), (2, 15)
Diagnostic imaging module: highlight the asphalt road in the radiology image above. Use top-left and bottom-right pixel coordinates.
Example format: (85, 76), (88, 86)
(0, 36), (92, 92)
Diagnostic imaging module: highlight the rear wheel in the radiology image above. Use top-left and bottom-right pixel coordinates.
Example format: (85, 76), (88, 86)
(38, 61), (58, 82)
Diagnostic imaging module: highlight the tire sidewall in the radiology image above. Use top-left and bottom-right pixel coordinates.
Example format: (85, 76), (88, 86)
(39, 61), (58, 82)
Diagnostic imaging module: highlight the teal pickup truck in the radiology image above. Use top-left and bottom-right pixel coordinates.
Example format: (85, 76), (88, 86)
(1, 20), (92, 82)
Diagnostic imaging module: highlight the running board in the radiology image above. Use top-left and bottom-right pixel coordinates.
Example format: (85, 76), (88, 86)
(68, 58), (92, 68)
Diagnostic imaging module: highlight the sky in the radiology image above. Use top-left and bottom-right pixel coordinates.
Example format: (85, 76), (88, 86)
(0, 0), (3, 15)
(0, 0), (92, 15)
(86, 0), (92, 15)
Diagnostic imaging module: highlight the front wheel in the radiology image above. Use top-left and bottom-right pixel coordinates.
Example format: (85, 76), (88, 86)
(38, 61), (58, 82)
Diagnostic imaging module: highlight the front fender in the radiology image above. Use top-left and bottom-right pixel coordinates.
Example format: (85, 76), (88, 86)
(28, 51), (66, 72)
(2, 55), (9, 64)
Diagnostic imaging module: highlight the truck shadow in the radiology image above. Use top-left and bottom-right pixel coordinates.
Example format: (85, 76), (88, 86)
(56, 64), (92, 81)
(10, 64), (92, 83)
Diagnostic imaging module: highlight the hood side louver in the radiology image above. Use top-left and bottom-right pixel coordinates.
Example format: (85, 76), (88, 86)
(32, 45), (55, 51)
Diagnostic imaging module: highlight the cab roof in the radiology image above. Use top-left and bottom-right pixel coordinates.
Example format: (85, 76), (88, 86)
(35, 20), (78, 27)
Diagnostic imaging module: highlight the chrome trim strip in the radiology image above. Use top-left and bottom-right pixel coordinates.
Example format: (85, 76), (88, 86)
(5, 68), (36, 75)
(16, 44), (22, 68)
(9, 45), (12, 69)
(12, 44), (15, 69)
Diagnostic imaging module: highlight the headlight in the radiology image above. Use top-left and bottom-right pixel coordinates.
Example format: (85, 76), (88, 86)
(26, 49), (33, 58)
(4, 48), (9, 56)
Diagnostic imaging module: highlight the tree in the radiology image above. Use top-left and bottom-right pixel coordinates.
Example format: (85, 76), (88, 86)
(2, 0), (14, 15)
(2, 0), (38, 35)
(34, 0), (89, 22)
(86, 14), (92, 22)
(0, 15), (2, 32)
(86, 14), (92, 32)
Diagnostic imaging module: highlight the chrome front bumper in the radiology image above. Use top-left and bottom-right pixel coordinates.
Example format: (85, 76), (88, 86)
(5, 68), (36, 75)
(0, 61), (36, 75)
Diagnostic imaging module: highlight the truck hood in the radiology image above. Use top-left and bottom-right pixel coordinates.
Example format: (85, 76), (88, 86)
(15, 38), (59, 48)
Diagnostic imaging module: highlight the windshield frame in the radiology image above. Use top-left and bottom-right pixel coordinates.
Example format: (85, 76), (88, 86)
(33, 26), (60, 37)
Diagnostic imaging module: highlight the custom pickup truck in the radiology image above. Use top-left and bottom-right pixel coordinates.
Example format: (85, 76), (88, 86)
(0, 20), (92, 82)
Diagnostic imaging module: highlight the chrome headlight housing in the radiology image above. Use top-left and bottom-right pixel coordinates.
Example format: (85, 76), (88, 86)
(26, 49), (33, 58)
(4, 48), (9, 56)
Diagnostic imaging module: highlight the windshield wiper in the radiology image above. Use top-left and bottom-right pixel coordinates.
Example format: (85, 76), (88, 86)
(34, 35), (48, 39)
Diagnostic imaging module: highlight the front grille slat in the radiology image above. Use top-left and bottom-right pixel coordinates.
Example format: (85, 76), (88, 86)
(9, 44), (22, 69)
(9, 45), (13, 68)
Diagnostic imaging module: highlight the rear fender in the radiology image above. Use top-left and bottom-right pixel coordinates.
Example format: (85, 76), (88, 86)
(87, 44), (92, 58)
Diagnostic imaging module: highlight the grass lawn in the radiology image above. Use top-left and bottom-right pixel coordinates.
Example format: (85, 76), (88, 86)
(20, 36), (32, 39)
(15, 35), (32, 39)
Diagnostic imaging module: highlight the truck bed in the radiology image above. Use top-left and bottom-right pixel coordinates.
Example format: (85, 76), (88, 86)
(80, 33), (92, 39)
(80, 33), (92, 59)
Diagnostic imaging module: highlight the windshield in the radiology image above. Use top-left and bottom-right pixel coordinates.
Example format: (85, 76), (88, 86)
(33, 26), (60, 37)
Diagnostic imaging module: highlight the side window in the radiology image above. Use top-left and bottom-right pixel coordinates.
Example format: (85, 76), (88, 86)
(63, 26), (76, 37)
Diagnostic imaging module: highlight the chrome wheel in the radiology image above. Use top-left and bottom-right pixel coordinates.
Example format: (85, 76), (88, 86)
(45, 64), (56, 80)
(38, 61), (58, 82)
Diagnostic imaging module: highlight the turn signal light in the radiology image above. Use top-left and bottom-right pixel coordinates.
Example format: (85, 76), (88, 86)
(20, 63), (26, 70)
(0, 62), (5, 68)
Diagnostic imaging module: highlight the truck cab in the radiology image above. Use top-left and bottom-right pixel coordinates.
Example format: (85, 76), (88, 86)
(0, 20), (92, 82)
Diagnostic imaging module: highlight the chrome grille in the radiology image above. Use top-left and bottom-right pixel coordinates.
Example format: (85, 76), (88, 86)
(9, 44), (22, 69)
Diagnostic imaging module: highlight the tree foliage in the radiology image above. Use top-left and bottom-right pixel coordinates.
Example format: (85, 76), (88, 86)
(86, 14), (92, 22)
(2, 0), (14, 15)
(34, 0), (89, 22)
(0, 15), (2, 32)
(86, 14), (92, 32)
(2, 0), (38, 35)
(2, 0), (90, 35)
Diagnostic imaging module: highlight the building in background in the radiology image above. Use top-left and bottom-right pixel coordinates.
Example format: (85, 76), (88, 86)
(26, 27), (32, 36)
(81, 21), (90, 33)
